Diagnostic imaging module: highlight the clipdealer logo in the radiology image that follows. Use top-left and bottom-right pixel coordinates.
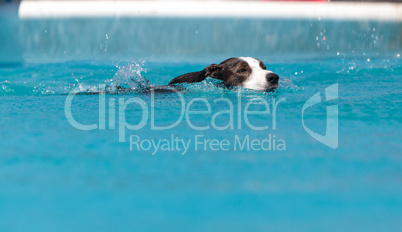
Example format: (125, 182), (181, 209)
(64, 83), (339, 153)
(302, 83), (338, 149)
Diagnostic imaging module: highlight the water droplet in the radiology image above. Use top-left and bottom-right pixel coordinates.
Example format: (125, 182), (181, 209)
(367, 58), (371, 62)
(397, 54), (400, 57)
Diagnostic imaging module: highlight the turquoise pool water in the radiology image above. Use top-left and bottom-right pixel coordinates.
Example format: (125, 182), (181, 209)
(0, 55), (401, 231)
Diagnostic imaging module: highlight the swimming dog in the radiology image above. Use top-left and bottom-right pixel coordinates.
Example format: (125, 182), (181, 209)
(168, 57), (279, 91)
(79, 57), (279, 94)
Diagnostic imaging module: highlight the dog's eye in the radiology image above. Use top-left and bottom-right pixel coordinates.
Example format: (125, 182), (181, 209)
(237, 68), (247, 73)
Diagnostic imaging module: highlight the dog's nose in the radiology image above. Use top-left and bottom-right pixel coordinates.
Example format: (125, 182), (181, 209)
(266, 73), (279, 84)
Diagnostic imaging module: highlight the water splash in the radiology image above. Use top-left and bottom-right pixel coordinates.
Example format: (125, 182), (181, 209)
(168, 77), (301, 97)
(279, 78), (302, 92)
(108, 60), (151, 90)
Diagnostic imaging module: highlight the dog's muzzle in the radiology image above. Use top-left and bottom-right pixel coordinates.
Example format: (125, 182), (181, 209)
(266, 73), (279, 85)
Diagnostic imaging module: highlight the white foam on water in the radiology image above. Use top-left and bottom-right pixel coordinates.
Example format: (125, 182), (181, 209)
(108, 60), (151, 90)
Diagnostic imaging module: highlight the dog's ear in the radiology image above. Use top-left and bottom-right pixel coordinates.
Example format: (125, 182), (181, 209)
(204, 64), (222, 79)
(168, 64), (223, 85)
(168, 71), (204, 85)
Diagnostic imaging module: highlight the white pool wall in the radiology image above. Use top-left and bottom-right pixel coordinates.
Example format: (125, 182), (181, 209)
(18, 1), (402, 21)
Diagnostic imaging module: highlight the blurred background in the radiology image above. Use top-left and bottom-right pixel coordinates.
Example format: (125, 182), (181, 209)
(1, 0), (402, 63)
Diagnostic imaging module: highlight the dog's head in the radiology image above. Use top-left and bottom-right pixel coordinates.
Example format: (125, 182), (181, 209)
(169, 57), (279, 91)
(205, 57), (279, 91)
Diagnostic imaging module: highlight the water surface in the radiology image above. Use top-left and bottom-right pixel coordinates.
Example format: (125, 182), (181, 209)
(0, 56), (401, 231)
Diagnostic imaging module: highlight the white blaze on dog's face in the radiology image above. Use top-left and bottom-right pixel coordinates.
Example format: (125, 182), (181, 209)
(239, 57), (278, 91)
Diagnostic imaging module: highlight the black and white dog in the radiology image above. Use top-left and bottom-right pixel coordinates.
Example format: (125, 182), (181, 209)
(98, 57), (279, 94)
(168, 57), (279, 91)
